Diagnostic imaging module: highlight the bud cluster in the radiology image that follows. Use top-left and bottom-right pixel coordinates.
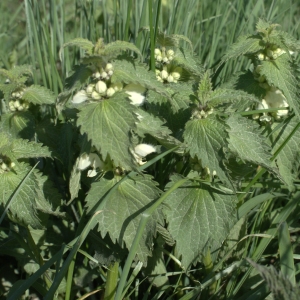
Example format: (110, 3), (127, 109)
(8, 89), (29, 112)
(257, 44), (287, 61)
(191, 107), (214, 120)
(0, 157), (15, 174)
(154, 47), (175, 64)
(155, 65), (182, 83)
(92, 63), (114, 81)
(72, 62), (125, 104)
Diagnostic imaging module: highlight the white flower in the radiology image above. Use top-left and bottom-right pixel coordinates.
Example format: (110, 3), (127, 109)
(133, 144), (156, 165)
(77, 153), (104, 177)
(72, 90), (88, 104)
(105, 63), (114, 72)
(110, 82), (123, 92)
(124, 83), (146, 106)
(265, 89), (289, 117)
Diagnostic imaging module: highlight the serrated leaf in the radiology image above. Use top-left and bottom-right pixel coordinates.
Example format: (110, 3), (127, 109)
(0, 111), (35, 139)
(209, 88), (259, 112)
(112, 59), (170, 99)
(0, 163), (60, 229)
(270, 116), (300, 190)
(0, 65), (32, 81)
(0, 135), (51, 160)
(227, 115), (273, 171)
(135, 109), (183, 151)
(173, 48), (203, 77)
(183, 115), (232, 187)
(220, 35), (262, 65)
(102, 41), (142, 59)
(22, 85), (56, 105)
(168, 82), (192, 112)
(85, 174), (163, 264)
(61, 38), (94, 56)
(77, 93), (137, 170)
(222, 70), (265, 101)
(259, 55), (300, 119)
(163, 174), (237, 268)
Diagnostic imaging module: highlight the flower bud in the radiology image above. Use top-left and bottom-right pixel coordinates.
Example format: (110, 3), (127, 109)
(162, 57), (169, 63)
(257, 53), (265, 60)
(94, 71), (101, 79)
(101, 71), (108, 79)
(95, 80), (107, 94)
(171, 71), (180, 81)
(106, 87), (115, 97)
(105, 63), (114, 72)
(18, 105), (24, 111)
(156, 55), (162, 62)
(1, 163), (7, 170)
(86, 84), (95, 95)
(154, 48), (162, 56)
(91, 91), (101, 100)
(161, 70), (168, 80)
(167, 49), (174, 57)
(167, 75), (174, 83)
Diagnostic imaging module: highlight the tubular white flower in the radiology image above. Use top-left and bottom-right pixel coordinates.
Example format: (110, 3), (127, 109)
(86, 84), (95, 95)
(72, 90), (88, 104)
(95, 80), (107, 94)
(171, 71), (180, 81)
(134, 144), (156, 157)
(133, 144), (156, 165)
(124, 83), (146, 106)
(78, 153), (91, 170)
(91, 91), (101, 100)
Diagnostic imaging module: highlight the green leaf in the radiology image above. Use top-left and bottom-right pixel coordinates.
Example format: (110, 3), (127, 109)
(183, 115), (232, 187)
(61, 38), (94, 56)
(270, 116), (300, 190)
(22, 85), (56, 105)
(102, 41), (142, 59)
(85, 174), (163, 264)
(135, 108), (183, 151)
(227, 115), (273, 171)
(112, 59), (170, 99)
(0, 134), (52, 160)
(0, 111), (35, 139)
(168, 82), (193, 112)
(259, 55), (299, 118)
(77, 93), (137, 170)
(220, 35), (262, 65)
(173, 48), (203, 77)
(0, 163), (60, 229)
(163, 174), (237, 268)
(208, 88), (259, 112)
(68, 159), (82, 203)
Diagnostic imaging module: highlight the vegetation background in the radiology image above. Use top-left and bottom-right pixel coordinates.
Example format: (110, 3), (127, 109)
(0, 0), (300, 299)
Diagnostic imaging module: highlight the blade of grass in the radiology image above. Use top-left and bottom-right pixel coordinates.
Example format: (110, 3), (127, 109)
(278, 222), (296, 285)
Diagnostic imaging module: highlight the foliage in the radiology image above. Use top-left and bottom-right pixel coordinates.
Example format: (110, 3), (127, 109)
(0, 1), (300, 300)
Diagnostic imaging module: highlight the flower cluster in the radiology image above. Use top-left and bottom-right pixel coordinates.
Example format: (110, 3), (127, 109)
(155, 65), (182, 83)
(154, 47), (174, 64)
(253, 87), (289, 122)
(191, 107), (214, 120)
(8, 89), (29, 112)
